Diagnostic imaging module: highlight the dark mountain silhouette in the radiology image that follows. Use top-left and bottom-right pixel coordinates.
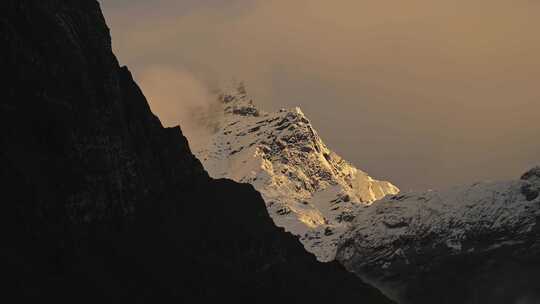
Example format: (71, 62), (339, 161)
(0, 1), (392, 303)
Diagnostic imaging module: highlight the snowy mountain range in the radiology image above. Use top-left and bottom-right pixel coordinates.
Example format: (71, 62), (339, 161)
(194, 83), (399, 261)
(336, 166), (540, 303)
(194, 83), (540, 303)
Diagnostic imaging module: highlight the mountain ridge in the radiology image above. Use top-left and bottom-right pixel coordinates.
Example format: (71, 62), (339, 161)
(337, 166), (540, 303)
(195, 83), (399, 261)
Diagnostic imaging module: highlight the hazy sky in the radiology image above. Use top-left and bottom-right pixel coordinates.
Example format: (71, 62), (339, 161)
(101, 0), (540, 191)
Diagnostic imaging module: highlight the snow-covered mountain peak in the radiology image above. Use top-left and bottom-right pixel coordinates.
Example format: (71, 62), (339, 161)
(195, 84), (399, 261)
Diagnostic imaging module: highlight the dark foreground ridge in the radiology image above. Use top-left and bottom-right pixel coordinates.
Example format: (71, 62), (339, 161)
(0, 1), (393, 302)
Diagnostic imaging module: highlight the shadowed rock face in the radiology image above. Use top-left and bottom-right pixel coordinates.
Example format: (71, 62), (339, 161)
(0, 1), (393, 303)
(336, 168), (540, 304)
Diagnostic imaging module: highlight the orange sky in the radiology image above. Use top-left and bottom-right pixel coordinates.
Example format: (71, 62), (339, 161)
(101, 0), (540, 190)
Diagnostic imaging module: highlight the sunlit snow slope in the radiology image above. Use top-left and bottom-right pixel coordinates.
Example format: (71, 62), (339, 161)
(194, 84), (399, 261)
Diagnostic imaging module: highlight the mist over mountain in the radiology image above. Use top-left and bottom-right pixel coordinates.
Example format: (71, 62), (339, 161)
(101, 0), (540, 191)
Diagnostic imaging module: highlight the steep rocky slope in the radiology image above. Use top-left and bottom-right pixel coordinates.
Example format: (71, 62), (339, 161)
(195, 84), (398, 261)
(0, 1), (393, 303)
(336, 167), (540, 304)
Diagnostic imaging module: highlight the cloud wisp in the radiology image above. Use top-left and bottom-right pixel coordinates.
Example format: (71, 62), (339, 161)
(102, 0), (540, 190)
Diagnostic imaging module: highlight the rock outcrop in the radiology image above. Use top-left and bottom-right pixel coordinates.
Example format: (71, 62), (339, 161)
(0, 1), (393, 303)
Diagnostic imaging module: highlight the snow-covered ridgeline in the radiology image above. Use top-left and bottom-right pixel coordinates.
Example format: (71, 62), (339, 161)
(194, 83), (399, 261)
(336, 166), (540, 303)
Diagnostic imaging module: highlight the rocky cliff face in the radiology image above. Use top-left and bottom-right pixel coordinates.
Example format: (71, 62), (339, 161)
(195, 84), (398, 261)
(0, 1), (393, 303)
(336, 167), (540, 304)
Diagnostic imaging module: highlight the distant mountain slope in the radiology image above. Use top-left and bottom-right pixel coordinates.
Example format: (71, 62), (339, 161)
(0, 1), (394, 303)
(336, 167), (540, 303)
(195, 84), (398, 261)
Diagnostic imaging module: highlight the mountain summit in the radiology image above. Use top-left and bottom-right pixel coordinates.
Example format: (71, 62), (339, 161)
(195, 83), (399, 261)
